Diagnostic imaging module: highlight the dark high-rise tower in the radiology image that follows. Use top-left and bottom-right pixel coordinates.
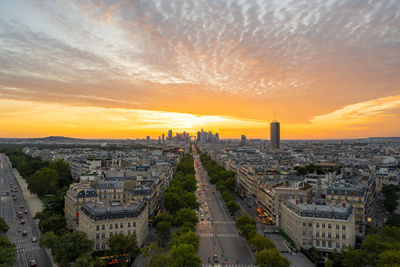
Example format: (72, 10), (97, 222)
(270, 121), (280, 149)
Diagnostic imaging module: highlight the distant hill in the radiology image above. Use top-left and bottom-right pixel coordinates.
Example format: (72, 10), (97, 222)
(36, 136), (80, 141)
(367, 137), (400, 140)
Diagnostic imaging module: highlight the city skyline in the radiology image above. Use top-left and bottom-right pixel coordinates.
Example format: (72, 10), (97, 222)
(1, 0), (400, 139)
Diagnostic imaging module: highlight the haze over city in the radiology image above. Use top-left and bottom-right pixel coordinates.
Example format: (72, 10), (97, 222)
(1, 0), (399, 139)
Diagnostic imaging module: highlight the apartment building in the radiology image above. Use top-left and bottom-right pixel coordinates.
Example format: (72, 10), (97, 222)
(281, 199), (355, 253)
(257, 182), (312, 224)
(92, 180), (124, 205)
(79, 201), (148, 251)
(64, 183), (98, 230)
(326, 178), (375, 235)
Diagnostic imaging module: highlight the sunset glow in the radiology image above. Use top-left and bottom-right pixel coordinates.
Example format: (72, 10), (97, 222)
(1, 0), (399, 139)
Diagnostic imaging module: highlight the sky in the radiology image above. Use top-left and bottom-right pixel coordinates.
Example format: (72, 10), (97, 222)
(0, 0), (399, 139)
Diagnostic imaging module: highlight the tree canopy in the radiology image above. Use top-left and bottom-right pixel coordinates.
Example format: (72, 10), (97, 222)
(0, 235), (16, 267)
(107, 233), (141, 266)
(255, 248), (290, 267)
(0, 217), (9, 233)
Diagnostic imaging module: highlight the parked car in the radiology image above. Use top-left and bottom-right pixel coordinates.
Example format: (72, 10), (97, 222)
(31, 237), (37, 242)
(29, 259), (38, 266)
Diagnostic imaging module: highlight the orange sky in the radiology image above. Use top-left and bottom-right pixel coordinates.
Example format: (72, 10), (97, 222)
(0, 1), (399, 139)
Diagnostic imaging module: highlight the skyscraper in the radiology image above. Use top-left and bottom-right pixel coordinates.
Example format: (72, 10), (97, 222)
(168, 130), (172, 141)
(270, 121), (280, 149)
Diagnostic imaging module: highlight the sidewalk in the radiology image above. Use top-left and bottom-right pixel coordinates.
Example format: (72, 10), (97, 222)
(12, 169), (44, 217)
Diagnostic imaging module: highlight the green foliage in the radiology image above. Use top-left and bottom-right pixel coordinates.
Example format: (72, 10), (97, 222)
(71, 253), (96, 267)
(226, 200), (240, 215)
(248, 234), (276, 251)
(382, 185), (399, 213)
(0, 235), (16, 267)
(216, 180), (226, 192)
(378, 249), (400, 267)
(142, 243), (172, 267)
(337, 226), (400, 267)
(236, 213), (257, 240)
(40, 231), (94, 266)
(200, 154), (235, 185)
(224, 177), (237, 191)
(107, 233), (141, 266)
(28, 167), (59, 196)
(236, 213), (256, 229)
(48, 159), (73, 188)
(155, 220), (171, 247)
(35, 212), (66, 234)
(173, 209), (198, 228)
(169, 243), (202, 267)
(294, 164), (325, 175)
(386, 214), (400, 227)
(255, 248), (290, 267)
(221, 191), (235, 203)
(0, 217), (9, 233)
(169, 230), (200, 251)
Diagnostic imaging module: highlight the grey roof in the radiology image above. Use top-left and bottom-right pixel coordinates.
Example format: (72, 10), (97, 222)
(284, 199), (352, 220)
(92, 180), (123, 189)
(76, 189), (98, 198)
(81, 201), (146, 221)
(326, 182), (366, 197)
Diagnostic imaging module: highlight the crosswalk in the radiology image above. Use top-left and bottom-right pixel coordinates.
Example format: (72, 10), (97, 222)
(16, 246), (41, 254)
(199, 233), (240, 238)
(202, 264), (255, 267)
(199, 220), (235, 225)
(12, 239), (31, 244)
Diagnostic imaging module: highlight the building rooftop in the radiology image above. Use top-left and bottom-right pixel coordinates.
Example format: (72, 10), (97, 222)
(283, 199), (353, 220)
(81, 201), (146, 221)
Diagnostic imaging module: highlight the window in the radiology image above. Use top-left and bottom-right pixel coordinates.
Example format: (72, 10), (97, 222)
(110, 232), (113, 237)
(328, 224), (331, 229)
(303, 231), (306, 236)
(102, 243), (105, 250)
(128, 222), (131, 227)
(316, 240), (320, 247)
(133, 222), (136, 227)
(342, 225), (346, 230)
(303, 240), (307, 246)
(303, 222), (307, 227)
(128, 230), (131, 234)
(309, 240), (313, 246)
(336, 224), (339, 230)
(322, 223), (325, 228)
(328, 241), (332, 248)
(110, 224), (113, 229)
(115, 223), (118, 229)
(96, 225), (99, 231)
(336, 233), (340, 239)
(120, 223), (123, 228)
(316, 223), (319, 228)
(342, 243), (346, 248)
(322, 241), (326, 247)
(309, 231), (312, 236)
(322, 232), (325, 238)
(342, 234), (346, 240)
(328, 232), (332, 238)
(316, 232), (319, 237)
(102, 233), (105, 239)
(336, 243), (340, 249)
(102, 225), (105, 230)
(96, 243), (100, 250)
(96, 233), (99, 240)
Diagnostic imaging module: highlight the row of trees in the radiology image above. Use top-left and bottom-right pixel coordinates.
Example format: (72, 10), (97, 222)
(382, 185), (399, 214)
(330, 226), (400, 267)
(236, 214), (290, 267)
(199, 154), (240, 215)
(0, 217), (16, 266)
(145, 153), (202, 266)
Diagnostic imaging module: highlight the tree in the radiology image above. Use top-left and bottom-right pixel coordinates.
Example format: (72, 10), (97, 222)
(169, 243), (201, 267)
(221, 191), (235, 203)
(142, 243), (172, 267)
(255, 248), (290, 267)
(236, 213), (256, 229)
(226, 200), (240, 215)
(72, 253), (96, 267)
(216, 180), (226, 192)
(155, 221), (171, 247)
(249, 234), (276, 251)
(386, 214), (400, 227)
(37, 213), (66, 234)
(341, 247), (369, 267)
(164, 192), (182, 214)
(173, 209), (198, 228)
(40, 231), (94, 266)
(240, 223), (257, 240)
(48, 159), (73, 188)
(224, 177), (236, 191)
(107, 233), (141, 266)
(0, 217), (9, 233)
(28, 167), (59, 196)
(378, 249), (400, 266)
(0, 235), (16, 267)
(169, 231), (200, 251)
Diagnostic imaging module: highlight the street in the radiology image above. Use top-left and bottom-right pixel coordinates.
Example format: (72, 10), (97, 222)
(193, 148), (255, 267)
(0, 153), (53, 267)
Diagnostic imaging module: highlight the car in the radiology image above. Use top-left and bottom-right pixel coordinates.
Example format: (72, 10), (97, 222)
(29, 259), (38, 266)
(201, 215), (205, 220)
(212, 191), (215, 194)
(17, 227), (21, 232)
(22, 231), (27, 236)
(204, 203), (208, 206)
(11, 193), (15, 197)
(31, 237), (37, 242)
(20, 204), (24, 209)
(24, 210), (28, 214)
(18, 212), (23, 218)
(213, 254), (219, 263)
(21, 220), (25, 224)
(13, 198), (17, 201)
(207, 216), (210, 220)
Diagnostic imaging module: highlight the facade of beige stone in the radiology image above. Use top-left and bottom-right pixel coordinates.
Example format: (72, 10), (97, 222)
(79, 201), (148, 251)
(281, 199), (355, 253)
